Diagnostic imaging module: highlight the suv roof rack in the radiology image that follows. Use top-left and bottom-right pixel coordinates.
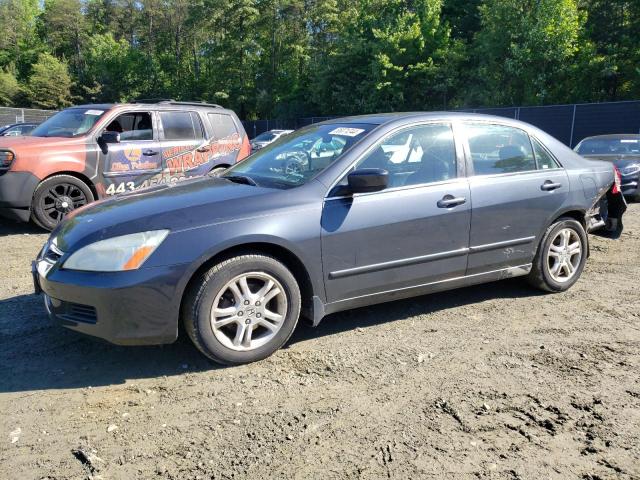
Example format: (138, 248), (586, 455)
(131, 98), (223, 108)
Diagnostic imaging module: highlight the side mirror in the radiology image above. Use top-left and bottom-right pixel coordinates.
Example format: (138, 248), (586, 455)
(100, 131), (121, 144)
(347, 168), (388, 194)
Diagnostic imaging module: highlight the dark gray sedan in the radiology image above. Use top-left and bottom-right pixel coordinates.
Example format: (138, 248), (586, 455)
(574, 134), (640, 200)
(34, 113), (626, 365)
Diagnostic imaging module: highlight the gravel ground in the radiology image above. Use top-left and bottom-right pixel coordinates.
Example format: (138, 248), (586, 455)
(1, 205), (639, 480)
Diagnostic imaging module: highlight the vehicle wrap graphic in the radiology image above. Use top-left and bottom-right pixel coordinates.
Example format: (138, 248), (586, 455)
(102, 133), (244, 195)
(109, 147), (162, 173)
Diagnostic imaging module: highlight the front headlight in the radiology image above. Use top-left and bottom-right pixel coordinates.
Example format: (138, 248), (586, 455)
(0, 150), (15, 169)
(620, 163), (640, 176)
(63, 230), (169, 272)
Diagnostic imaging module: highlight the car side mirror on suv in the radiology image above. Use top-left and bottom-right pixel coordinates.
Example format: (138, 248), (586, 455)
(347, 168), (389, 194)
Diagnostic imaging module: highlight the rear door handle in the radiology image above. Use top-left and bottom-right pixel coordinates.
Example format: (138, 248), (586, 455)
(437, 195), (466, 208)
(541, 181), (562, 191)
(196, 145), (211, 153)
(143, 150), (159, 156)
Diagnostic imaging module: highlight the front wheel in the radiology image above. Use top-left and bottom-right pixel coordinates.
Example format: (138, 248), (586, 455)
(31, 175), (94, 231)
(182, 254), (301, 365)
(527, 217), (588, 292)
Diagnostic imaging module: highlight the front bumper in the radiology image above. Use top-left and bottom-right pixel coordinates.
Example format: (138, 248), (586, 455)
(35, 261), (190, 345)
(620, 172), (639, 197)
(0, 171), (40, 222)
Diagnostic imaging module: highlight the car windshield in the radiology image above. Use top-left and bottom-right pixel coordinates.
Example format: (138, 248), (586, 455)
(31, 108), (107, 138)
(254, 132), (277, 142)
(576, 138), (640, 156)
(223, 123), (375, 188)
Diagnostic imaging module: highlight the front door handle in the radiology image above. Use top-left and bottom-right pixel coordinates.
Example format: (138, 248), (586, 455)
(142, 149), (159, 156)
(437, 195), (466, 208)
(541, 181), (562, 191)
(196, 145), (211, 153)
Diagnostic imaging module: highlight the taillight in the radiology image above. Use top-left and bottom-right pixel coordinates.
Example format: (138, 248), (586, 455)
(0, 150), (15, 169)
(612, 167), (622, 194)
(237, 135), (251, 162)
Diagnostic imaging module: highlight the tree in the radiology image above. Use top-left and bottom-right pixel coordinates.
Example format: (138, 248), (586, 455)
(472, 0), (584, 106)
(0, 69), (20, 106)
(27, 53), (73, 108)
(314, 0), (459, 114)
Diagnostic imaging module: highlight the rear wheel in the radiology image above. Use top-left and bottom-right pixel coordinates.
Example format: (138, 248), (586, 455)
(183, 254), (301, 365)
(209, 166), (228, 177)
(31, 175), (94, 231)
(527, 217), (587, 292)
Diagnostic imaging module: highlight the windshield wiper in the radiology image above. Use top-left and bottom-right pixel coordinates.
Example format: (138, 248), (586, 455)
(223, 175), (258, 186)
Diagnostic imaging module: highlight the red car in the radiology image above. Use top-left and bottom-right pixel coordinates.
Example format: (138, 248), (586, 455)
(0, 100), (250, 230)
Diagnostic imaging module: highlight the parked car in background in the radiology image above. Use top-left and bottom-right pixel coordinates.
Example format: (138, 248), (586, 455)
(250, 129), (293, 151)
(34, 113), (626, 365)
(575, 134), (640, 201)
(0, 122), (40, 136)
(0, 100), (250, 230)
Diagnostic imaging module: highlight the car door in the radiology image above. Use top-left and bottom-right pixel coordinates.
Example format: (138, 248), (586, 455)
(158, 111), (209, 182)
(99, 110), (163, 195)
(321, 122), (471, 303)
(462, 122), (570, 275)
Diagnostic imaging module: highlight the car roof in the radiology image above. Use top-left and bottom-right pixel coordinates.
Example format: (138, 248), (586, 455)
(70, 101), (237, 115)
(319, 111), (534, 127)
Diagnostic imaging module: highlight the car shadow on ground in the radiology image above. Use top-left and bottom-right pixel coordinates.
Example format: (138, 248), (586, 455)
(0, 219), (45, 237)
(0, 280), (543, 394)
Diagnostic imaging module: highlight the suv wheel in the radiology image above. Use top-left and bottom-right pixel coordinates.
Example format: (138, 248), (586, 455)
(31, 175), (94, 230)
(527, 217), (587, 292)
(209, 166), (228, 177)
(183, 254), (301, 365)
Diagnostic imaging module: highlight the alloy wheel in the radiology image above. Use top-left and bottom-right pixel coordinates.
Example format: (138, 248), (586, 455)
(210, 272), (287, 351)
(547, 228), (582, 283)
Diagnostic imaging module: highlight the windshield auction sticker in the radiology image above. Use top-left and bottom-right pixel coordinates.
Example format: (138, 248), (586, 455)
(84, 109), (104, 116)
(329, 127), (365, 137)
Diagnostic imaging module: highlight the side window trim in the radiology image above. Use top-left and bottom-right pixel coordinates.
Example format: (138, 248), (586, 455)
(326, 121), (460, 198)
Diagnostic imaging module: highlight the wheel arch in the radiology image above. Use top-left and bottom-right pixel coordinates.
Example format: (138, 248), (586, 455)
(37, 171), (98, 201)
(535, 207), (589, 259)
(178, 241), (317, 329)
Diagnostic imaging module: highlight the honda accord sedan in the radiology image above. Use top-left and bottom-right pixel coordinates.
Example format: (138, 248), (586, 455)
(33, 113), (626, 365)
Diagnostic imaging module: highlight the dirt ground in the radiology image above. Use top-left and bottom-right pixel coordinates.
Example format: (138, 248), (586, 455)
(0, 205), (639, 480)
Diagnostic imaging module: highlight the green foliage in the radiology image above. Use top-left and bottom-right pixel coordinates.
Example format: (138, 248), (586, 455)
(0, 69), (20, 106)
(0, 0), (637, 114)
(26, 53), (73, 109)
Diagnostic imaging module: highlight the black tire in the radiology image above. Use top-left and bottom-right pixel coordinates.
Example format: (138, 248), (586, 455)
(31, 175), (94, 231)
(182, 254), (301, 365)
(527, 217), (588, 292)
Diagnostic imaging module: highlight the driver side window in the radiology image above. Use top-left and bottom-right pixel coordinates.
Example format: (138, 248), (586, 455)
(354, 123), (457, 188)
(104, 112), (154, 141)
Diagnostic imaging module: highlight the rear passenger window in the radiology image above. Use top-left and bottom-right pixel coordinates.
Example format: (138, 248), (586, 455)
(466, 124), (536, 175)
(160, 111), (200, 141)
(208, 113), (238, 139)
(532, 137), (560, 169)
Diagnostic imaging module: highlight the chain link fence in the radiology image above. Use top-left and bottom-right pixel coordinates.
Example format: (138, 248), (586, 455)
(0, 107), (57, 127)
(2, 101), (638, 148)
(243, 101), (640, 147)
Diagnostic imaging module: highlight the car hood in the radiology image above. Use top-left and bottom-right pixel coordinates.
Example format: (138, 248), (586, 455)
(52, 176), (279, 252)
(0, 135), (82, 150)
(581, 154), (640, 168)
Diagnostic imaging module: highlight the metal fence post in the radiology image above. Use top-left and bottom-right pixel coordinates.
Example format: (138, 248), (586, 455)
(569, 104), (577, 147)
